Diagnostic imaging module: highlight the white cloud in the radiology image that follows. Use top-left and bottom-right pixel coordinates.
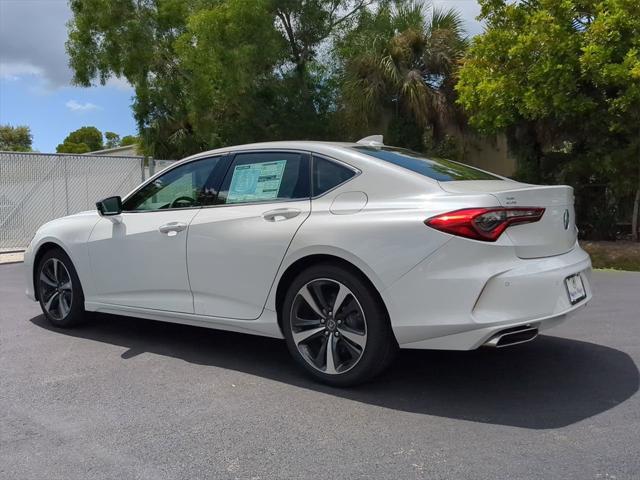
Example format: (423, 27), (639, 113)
(0, 1), (135, 92)
(0, 62), (43, 81)
(65, 99), (101, 112)
(0, 1), (72, 87)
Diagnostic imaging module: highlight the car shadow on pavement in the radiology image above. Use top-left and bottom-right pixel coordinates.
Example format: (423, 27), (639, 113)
(30, 313), (639, 430)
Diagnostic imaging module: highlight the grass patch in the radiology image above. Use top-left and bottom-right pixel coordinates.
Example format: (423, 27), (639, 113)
(580, 241), (640, 272)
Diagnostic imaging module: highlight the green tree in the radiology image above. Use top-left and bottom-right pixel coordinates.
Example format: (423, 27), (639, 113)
(339, 1), (467, 150)
(456, 0), (640, 240)
(56, 126), (103, 153)
(55, 141), (91, 154)
(0, 125), (33, 152)
(120, 135), (139, 146)
(66, 0), (374, 159)
(580, 0), (640, 239)
(67, 0), (192, 158)
(104, 131), (120, 149)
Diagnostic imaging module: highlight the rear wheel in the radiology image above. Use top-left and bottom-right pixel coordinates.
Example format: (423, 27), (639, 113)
(282, 263), (396, 386)
(36, 248), (85, 328)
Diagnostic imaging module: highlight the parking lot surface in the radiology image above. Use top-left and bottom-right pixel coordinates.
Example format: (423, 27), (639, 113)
(1, 263), (639, 479)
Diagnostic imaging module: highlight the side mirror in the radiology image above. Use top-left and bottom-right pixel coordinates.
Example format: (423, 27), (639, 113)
(96, 196), (122, 216)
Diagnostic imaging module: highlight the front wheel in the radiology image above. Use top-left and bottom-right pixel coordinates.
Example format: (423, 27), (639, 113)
(36, 248), (86, 328)
(282, 263), (397, 386)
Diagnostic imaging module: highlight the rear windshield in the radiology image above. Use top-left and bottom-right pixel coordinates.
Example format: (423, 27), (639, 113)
(352, 146), (501, 181)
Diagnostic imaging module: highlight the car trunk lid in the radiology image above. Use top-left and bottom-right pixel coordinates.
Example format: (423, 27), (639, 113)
(439, 181), (577, 258)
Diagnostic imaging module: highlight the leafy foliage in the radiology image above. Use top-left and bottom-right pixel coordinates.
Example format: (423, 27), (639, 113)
(0, 125), (33, 152)
(56, 142), (92, 154)
(339, 1), (467, 148)
(456, 0), (640, 239)
(67, 0), (376, 159)
(104, 131), (120, 149)
(56, 126), (103, 153)
(120, 135), (139, 146)
(56, 126), (139, 153)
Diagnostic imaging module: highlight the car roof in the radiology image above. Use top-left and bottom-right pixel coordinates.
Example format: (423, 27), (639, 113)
(179, 140), (388, 171)
(184, 140), (356, 157)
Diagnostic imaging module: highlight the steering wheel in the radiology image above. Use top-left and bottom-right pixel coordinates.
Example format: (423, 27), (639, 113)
(170, 196), (196, 209)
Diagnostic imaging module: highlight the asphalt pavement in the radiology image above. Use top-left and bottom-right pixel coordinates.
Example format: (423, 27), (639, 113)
(1, 263), (639, 479)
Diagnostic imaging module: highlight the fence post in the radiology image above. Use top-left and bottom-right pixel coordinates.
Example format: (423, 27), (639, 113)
(64, 155), (70, 215)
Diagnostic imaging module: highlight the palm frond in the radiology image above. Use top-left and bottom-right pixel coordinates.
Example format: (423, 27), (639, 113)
(339, 0), (468, 137)
(394, 1), (426, 32)
(429, 6), (466, 40)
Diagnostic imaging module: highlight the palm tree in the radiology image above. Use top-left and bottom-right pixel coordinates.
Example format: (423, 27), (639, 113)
(340, 1), (467, 143)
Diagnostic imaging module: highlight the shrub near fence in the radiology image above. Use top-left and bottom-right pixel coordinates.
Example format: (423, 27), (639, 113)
(0, 151), (174, 250)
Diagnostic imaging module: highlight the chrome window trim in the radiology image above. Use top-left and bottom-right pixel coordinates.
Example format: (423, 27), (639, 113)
(199, 196), (310, 210)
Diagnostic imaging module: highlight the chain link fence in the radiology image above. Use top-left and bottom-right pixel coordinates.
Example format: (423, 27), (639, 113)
(144, 159), (175, 180)
(0, 152), (175, 250)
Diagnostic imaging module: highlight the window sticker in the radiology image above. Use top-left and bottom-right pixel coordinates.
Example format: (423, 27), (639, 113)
(227, 160), (287, 203)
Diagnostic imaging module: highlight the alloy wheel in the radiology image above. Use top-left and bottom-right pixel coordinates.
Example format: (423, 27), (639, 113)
(290, 278), (367, 374)
(39, 258), (73, 321)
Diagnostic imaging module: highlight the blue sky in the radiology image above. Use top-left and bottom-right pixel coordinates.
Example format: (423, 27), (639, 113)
(0, 74), (137, 152)
(0, 0), (482, 154)
(0, 0), (137, 152)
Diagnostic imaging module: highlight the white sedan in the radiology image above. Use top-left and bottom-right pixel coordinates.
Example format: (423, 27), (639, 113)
(24, 137), (592, 386)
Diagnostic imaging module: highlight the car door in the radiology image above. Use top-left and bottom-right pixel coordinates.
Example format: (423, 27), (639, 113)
(87, 155), (227, 312)
(187, 150), (311, 319)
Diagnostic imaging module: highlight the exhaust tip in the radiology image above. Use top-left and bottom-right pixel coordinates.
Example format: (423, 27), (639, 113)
(484, 325), (538, 348)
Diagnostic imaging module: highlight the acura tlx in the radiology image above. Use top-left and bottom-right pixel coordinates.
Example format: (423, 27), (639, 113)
(25, 136), (592, 386)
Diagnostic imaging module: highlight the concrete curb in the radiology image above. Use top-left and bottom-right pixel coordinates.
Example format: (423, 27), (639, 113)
(0, 252), (25, 264)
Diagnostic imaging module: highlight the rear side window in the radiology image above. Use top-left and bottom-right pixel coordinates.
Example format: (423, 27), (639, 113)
(352, 146), (501, 181)
(313, 156), (356, 196)
(217, 152), (310, 204)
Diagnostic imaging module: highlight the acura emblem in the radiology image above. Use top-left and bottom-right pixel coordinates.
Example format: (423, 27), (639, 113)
(563, 209), (570, 230)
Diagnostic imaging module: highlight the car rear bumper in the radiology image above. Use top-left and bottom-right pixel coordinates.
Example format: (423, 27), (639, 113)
(383, 239), (592, 350)
(398, 306), (586, 350)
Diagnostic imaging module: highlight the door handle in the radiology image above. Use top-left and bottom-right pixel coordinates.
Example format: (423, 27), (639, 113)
(262, 208), (301, 222)
(158, 222), (187, 235)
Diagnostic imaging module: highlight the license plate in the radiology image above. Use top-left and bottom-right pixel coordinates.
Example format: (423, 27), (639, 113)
(565, 273), (586, 305)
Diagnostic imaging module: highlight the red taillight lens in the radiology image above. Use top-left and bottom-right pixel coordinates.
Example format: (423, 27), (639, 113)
(425, 207), (545, 242)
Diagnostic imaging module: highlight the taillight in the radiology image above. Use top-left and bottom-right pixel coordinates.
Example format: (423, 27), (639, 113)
(425, 207), (545, 242)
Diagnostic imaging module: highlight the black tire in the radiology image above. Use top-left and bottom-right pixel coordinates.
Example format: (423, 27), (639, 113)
(36, 248), (86, 328)
(282, 262), (397, 387)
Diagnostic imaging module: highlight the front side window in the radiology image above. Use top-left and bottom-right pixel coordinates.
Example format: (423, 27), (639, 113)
(217, 152), (309, 204)
(123, 156), (223, 211)
(352, 146), (501, 181)
(313, 156), (356, 196)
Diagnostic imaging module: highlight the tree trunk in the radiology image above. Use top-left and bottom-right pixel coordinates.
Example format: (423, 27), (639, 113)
(633, 187), (640, 242)
(633, 154), (640, 242)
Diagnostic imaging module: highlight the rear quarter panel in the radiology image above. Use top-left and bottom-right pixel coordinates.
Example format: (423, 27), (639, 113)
(263, 156), (500, 314)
